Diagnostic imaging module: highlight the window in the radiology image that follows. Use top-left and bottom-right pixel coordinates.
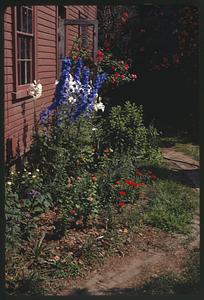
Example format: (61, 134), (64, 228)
(13, 6), (35, 99)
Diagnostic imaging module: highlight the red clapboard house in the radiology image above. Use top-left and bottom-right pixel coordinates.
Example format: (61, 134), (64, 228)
(4, 5), (98, 166)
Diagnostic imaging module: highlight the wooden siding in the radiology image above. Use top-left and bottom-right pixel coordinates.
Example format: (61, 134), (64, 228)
(4, 5), (97, 163)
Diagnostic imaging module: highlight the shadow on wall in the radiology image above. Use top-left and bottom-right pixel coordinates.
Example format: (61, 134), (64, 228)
(5, 100), (38, 171)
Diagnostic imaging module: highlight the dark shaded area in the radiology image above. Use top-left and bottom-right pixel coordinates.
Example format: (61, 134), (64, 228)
(140, 163), (199, 189)
(99, 5), (199, 144)
(104, 65), (199, 144)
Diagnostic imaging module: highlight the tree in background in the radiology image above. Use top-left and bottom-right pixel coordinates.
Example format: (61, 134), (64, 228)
(98, 5), (198, 80)
(97, 5), (199, 140)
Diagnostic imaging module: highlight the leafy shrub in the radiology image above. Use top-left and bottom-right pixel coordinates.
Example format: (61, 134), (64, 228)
(101, 101), (161, 162)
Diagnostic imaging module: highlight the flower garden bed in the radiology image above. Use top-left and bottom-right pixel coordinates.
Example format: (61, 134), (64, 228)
(5, 52), (198, 295)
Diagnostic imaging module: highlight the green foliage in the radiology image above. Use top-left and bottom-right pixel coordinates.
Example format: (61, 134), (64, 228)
(101, 101), (161, 161)
(144, 180), (198, 233)
(5, 180), (22, 250)
(60, 173), (100, 226)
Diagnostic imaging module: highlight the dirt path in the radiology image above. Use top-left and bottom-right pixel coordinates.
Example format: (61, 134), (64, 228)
(59, 148), (200, 296)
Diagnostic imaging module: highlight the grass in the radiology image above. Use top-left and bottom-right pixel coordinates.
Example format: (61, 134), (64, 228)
(173, 143), (199, 161)
(144, 179), (198, 234)
(160, 135), (199, 161)
(134, 247), (200, 295)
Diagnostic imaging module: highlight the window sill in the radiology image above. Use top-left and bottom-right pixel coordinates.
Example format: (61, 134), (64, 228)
(12, 86), (31, 100)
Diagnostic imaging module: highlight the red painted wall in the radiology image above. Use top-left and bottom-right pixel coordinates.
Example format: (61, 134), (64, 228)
(4, 5), (97, 164)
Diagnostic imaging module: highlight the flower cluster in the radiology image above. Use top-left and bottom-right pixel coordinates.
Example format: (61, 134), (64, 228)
(28, 80), (43, 99)
(113, 169), (157, 208)
(39, 57), (107, 124)
(96, 49), (138, 86)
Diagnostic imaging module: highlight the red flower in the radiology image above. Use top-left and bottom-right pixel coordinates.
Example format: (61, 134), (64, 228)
(124, 64), (129, 71)
(136, 170), (142, 177)
(118, 201), (125, 207)
(119, 191), (126, 196)
(138, 182), (145, 186)
(97, 50), (104, 62)
(151, 175), (157, 181)
(121, 11), (129, 23)
(115, 72), (120, 78)
(125, 179), (136, 186)
(115, 181), (120, 185)
(121, 74), (125, 79)
(112, 66), (116, 70)
(111, 76), (116, 83)
(70, 209), (77, 215)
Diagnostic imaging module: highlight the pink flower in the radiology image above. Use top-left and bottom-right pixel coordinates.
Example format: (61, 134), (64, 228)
(121, 74), (125, 79)
(115, 181), (120, 185)
(115, 72), (120, 78)
(131, 74), (138, 81)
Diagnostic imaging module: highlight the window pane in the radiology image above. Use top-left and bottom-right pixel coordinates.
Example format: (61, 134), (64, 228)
(17, 36), (21, 59)
(20, 37), (26, 59)
(28, 9), (32, 33)
(22, 7), (28, 32)
(27, 61), (31, 83)
(17, 7), (22, 31)
(21, 61), (25, 84)
(24, 62), (27, 84)
(18, 61), (21, 85)
(26, 38), (31, 59)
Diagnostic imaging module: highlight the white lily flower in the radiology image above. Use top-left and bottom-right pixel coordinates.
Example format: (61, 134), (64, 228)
(28, 80), (42, 99)
(94, 97), (105, 112)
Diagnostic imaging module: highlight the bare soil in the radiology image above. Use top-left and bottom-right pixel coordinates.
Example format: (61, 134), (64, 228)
(57, 148), (200, 296)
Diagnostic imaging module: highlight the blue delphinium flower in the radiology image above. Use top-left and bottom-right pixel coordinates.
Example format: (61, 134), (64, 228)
(39, 58), (72, 124)
(70, 71), (107, 122)
(39, 56), (107, 124)
(74, 58), (83, 83)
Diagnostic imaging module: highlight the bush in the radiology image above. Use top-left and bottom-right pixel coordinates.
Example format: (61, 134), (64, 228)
(101, 101), (161, 162)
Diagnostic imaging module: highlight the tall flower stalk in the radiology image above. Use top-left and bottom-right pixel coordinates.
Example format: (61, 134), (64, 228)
(39, 57), (107, 125)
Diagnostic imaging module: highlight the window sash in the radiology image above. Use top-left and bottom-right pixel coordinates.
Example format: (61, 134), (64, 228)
(14, 6), (35, 93)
